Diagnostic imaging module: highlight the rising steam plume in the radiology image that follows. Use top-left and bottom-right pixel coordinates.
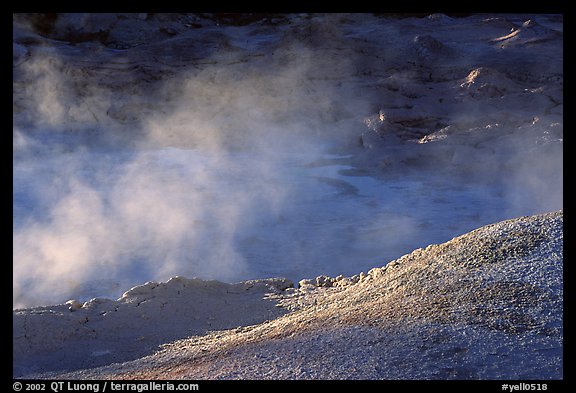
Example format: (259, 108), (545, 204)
(13, 13), (562, 308)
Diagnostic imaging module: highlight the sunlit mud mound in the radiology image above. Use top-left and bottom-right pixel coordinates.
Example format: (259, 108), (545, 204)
(14, 211), (563, 379)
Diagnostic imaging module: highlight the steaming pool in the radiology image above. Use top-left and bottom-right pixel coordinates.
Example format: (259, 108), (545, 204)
(13, 139), (524, 308)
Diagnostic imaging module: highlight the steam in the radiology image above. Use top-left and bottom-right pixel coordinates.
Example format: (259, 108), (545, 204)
(13, 14), (562, 309)
(13, 33), (366, 308)
(13, 150), (289, 307)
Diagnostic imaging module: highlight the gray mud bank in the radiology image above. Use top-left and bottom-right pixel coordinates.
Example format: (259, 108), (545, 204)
(14, 211), (563, 380)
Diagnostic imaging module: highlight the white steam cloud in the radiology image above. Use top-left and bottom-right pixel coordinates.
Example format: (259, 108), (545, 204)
(13, 13), (562, 309)
(13, 32), (366, 308)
